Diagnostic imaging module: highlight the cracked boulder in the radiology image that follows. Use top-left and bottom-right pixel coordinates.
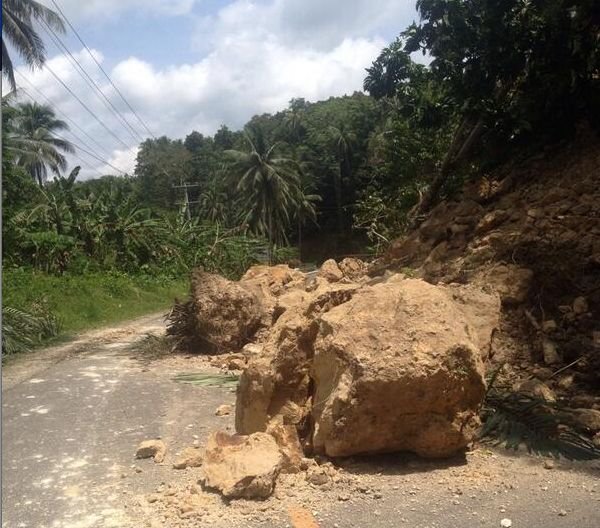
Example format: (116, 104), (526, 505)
(310, 277), (500, 458)
(201, 431), (282, 499)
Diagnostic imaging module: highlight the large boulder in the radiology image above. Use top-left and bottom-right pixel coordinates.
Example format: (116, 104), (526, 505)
(235, 283), (359, 435)
(189, 270), (263, 352)
(310, 278), (499, 458)
(201, 431), (282, 499)
(235, 274), (500, 459)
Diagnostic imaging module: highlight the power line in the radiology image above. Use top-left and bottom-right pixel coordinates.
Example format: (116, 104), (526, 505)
(17, 81), (112, 161)
(15, 84), (129, 176)
(43, 61), (133, 152)
(15, 70), (112, 157)
(38, 18), (145, 144)
(54, 133), (129, 175)
(51, 0), (157, 140)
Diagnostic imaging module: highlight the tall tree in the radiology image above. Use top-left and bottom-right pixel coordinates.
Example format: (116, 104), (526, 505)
(225, 129), (305, 262)
(9, 101), (75, 186)
(2, 0), (65, 90)
(328, 124), (356, 233)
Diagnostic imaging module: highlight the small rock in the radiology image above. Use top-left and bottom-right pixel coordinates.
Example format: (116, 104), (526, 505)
(542, 339), (561, 365)
(573, 296), (588, 315)
(570, 408), (600, 433)
(500, 519), (512, 528)
(557, 374), (575, 390)
(306, 466), (330, 486)
(134, 466), (142, 473)
(228, 358), (246, 371)
(542, 320), (558, 333)
(593, 433), (600, 448)
(338, 494), (350, 502)
(173, 447), (203, 470)
(201, 431), (282, 499)
(543, 460), (554, 470)
(516, 379), (556, 402)
(319, 259), (344, 282)
(215, 404), (233, 416)
(146, 494), (159, 503)
(558, 509), (567, 517)
(136, 440), (167, 463)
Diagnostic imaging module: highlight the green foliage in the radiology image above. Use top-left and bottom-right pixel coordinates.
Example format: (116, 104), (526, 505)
(3, 267), (187, 337)
(172, 372), (239, 388)
(2, 305), (61, 356)
(2, 0), (65, 90)
(481, 368), (600, 460)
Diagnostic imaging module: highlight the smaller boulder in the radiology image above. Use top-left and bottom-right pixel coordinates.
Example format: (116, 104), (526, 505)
(266, 418), (304, 473)
(338, 258), (366, 280)
(573, 296), (589, 315)
(542, 339), (561, 365)
(173, 447), (203, 470)
(228, 358), (246, 371)
(515, 379), (556, 402)
(136, 440), (167, 463)
(201, 432), (282, 499)
(570, 408), (600, 433)
(319, 259), (343, 282)
(215, 404), (233, 416)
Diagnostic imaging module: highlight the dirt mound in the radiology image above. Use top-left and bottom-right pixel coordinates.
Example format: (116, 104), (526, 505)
(380, 130), (600, 392)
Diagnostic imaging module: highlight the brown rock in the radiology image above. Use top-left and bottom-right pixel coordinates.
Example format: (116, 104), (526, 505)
(201, 432), (282, 499)
(228, 358), (246, 371)
(215, 404), (233, 416)
(515, 379), (556, 402)
(319, 259), (344, 282)
(338, 258), (367, 280)
(476, 264), (533, 305)
(542, 320), (558, 333)
(572, 296), (588, 315)
(188, 270), (263, 352)
(570, 408), (600, 433)
(173, 447), (203, 469)
(136, 440), (167, 463)
(305, 465), (330, 486)
(311, 278), (498, 458)
(542, 339), (561, 365)
(266, 418), (304, 473)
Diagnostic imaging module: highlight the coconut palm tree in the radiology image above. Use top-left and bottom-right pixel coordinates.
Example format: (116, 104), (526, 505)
(225, 129), (304, 263)
(2, 0), (65, 90)
(328, 124), (356, 233)
(9, 101), (75, 185)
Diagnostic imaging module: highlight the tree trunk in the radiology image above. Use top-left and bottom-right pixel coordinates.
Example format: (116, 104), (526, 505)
(409, 116), (485, 228)
(267, 207), (273, 265)
(335, 164), (344, 234)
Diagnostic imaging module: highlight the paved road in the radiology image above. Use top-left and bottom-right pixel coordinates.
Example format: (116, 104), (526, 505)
(1, 315), (234, 528)
(2, 314), (600, 528)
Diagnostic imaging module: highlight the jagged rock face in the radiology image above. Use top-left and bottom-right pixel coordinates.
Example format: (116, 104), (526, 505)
(236, 274), (500, 459)
(311, 278), (498, 458)
(189, 270), (264, 352)
(201, 432), (282, 499)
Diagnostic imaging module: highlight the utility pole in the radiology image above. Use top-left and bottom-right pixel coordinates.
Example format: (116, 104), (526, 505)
(173, 182), (200, 221)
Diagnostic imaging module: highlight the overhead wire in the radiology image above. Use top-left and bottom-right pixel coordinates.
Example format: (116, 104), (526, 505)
(50, 0), (157, 140)
(38, 17), (145, 144)
(15, 77), (114, 160)
(15, 83), (129, 176)
(42, 61), (132, 151)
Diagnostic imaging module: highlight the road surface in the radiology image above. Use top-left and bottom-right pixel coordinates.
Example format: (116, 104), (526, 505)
(2, 314), (599, 528)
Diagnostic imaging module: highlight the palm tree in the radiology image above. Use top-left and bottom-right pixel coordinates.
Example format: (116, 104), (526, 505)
(2, 0), (65, 90)
(225, 129), (304, 263)
(328, 124), (356, 233)
(9, 101), (75, 185)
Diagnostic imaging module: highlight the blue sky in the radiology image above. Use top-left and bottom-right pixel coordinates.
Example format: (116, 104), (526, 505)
(10, 0), (419, 178)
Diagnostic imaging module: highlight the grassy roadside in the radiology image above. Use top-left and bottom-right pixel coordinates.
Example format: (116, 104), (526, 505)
(3, 268), (188, 339)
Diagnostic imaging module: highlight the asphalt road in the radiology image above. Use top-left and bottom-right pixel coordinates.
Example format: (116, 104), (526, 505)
(2, 314), (600, 528)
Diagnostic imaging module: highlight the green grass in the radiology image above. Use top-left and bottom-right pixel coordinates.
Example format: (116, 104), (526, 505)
(3, 268), (188, 338)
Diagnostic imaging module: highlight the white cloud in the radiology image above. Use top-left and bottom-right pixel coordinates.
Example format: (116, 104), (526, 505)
(40, 0), (198, 19)
(14, 0), (417, 179)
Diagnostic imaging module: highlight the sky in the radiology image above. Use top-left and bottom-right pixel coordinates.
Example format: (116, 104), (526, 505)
(9, 0), (420, 179)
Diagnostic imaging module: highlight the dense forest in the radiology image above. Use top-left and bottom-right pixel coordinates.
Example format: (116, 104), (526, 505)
(3, 0), (599, 352)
